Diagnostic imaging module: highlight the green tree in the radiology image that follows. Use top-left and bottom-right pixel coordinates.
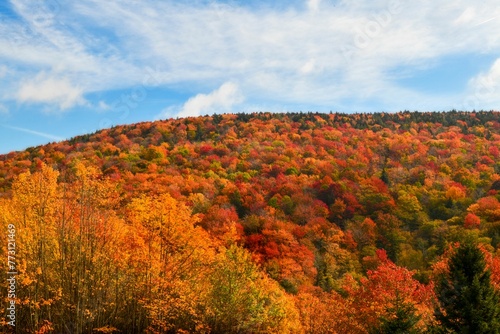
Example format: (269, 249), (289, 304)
(206, 244), (301, 333)
(434, 241), (500, 333)
(376, 292), (421, 334)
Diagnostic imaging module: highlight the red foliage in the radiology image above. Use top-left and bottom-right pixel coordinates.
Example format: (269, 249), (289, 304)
(292, 226), (307, 239)
(246, 234), (264, 251)
(199, 144), (214, 155)
(464, 213), (481, 229)
(350, 249), (435, 330)
(264, 241), (280, 259)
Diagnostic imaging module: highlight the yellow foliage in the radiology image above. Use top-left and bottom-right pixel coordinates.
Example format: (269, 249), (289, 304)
(445, 186), (466, 200)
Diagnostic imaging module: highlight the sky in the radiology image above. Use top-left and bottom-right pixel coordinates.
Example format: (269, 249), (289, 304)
(0, 0), (500, 154)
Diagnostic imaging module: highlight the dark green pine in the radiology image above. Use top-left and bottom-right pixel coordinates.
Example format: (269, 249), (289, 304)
(376, 295), (421, 334)
(435, 241), (500, 334)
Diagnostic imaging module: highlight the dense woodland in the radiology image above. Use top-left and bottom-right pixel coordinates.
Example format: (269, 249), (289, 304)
(2, 111), (500, 333)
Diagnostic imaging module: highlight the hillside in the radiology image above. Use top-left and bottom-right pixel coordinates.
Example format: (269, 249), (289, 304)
(2, 111), (500, 333)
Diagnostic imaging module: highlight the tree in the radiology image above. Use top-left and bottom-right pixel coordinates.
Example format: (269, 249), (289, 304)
(464, 213), (481, 229)
(10, 164), (60, 331)
(347, 249), (434, 332)
(294, 287), (361, 334)
(127, 193), (215, 333)
(376, 292), (422, 334)
(206, 244), (301, 333)
(434, 241), (500, 333)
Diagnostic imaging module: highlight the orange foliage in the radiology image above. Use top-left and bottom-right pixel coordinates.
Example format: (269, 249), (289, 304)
(348, 250), (435, 331)
(464, 213), (481, 229)
(1, 112), (500, 332)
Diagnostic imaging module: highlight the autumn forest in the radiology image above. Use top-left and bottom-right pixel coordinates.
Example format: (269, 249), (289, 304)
(2, 111), (500, 333)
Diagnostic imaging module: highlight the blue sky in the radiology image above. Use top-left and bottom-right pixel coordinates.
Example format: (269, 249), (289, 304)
(1, 0), (500, 154)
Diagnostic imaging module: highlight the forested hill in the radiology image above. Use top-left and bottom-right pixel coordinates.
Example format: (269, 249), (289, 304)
(2, 111), (500, 333)
(2, 110), (500, 192)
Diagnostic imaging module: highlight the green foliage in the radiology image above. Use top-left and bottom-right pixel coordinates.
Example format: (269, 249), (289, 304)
(280, 279), (299, 295)
(139, 146), (163, 161)
(376, 297), (422, 334)
(207, 245), (299, 333)
(285, 167), (299, 175)
(229, 190), (248, 218)
(434, 241), (500, 333)
(281, 195), (295, 215)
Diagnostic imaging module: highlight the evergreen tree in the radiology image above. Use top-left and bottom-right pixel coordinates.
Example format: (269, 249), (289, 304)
(376, 292), (421, 334)
(381, 167), (390, 185)
(435, 241), (500, 333)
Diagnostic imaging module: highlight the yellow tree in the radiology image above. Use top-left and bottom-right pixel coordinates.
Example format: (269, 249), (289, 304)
(58, 162), (127, 333)
(10, 163), (60, 331)
(3, 163), (130, 332)
(294, 287), (363, 334)
(126, 193), (215, 333)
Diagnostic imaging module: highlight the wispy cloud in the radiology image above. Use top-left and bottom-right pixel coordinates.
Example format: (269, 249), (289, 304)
(176, 82), (244, 118)
(3, 125), (64, 141)
(17, 72), (86, 110)
(307, 0), (321, 12)
(97, 100), (111, 111)
(464, 59), (500, 110)
(474, 15), (500, 27)
(1, 0), (500, 113)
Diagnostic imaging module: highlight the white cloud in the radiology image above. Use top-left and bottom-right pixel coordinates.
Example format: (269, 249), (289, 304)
(476, 15), (500, 27)
(97, 100), (111, 111)
(0, 104), (7, 114)
(17, 73), (85, 110)
(300, 59), (317, 75)
(455, 7), (475, 25)
(2, 0), (500, 112)
(463, 58), (500, 110)
(3, 125), (64, 141)
(176, 82), (244, 118)
(307, 0), (321, 12)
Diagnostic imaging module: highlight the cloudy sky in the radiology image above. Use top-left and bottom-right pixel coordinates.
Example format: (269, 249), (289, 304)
(1, 0), (500, 153)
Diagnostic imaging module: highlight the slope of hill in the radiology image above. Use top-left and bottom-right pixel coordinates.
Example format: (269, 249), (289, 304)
(1, 111), (500, 333)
